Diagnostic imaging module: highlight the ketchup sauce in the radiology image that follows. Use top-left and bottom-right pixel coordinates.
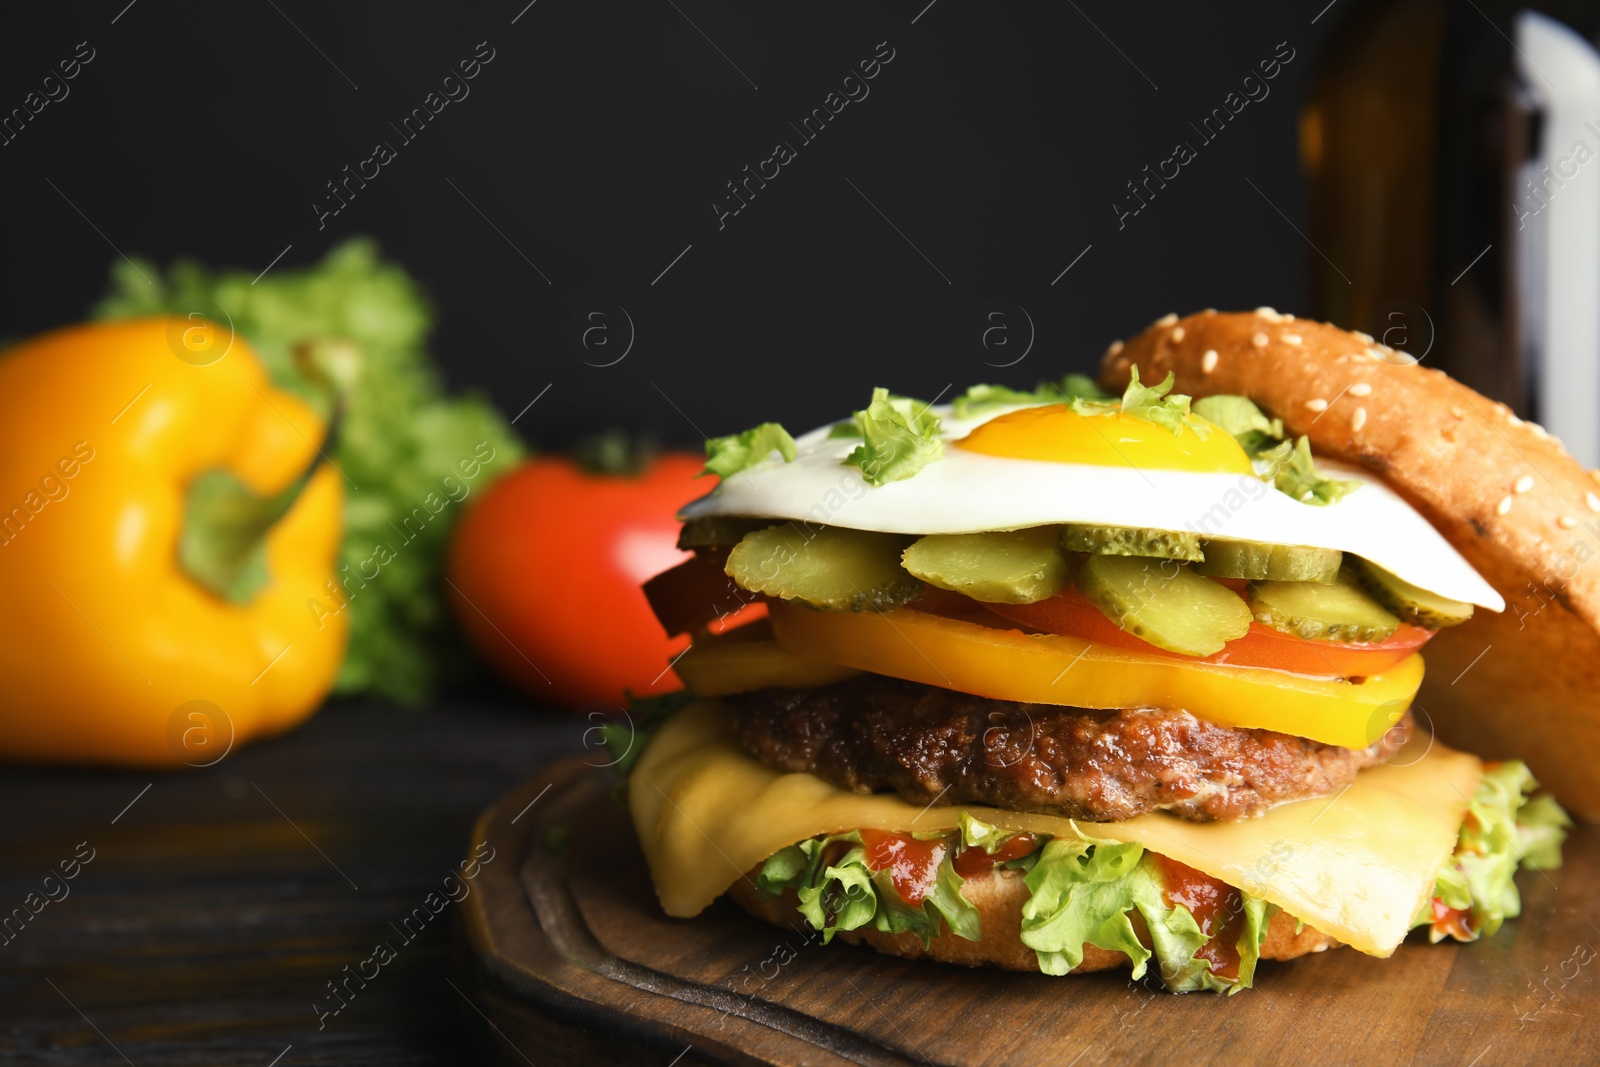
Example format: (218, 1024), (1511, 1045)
(953, 833), (1038, 876)
(857, 830), (947, 906)
(1156, 856), (1247, 979)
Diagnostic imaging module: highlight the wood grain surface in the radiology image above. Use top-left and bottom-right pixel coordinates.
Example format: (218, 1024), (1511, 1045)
(459, 758), (1600, 1067)
(0, 699), (583, 1066)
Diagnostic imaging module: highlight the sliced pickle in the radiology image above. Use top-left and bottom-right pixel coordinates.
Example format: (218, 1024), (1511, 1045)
(1194, 540), (1343, 583)
(725, 524), (921, 612)
(1247, 572), (1400, 643)
(901, 527), (1070, 604)
(1059, 524), (1204, 562)
(1349, 557), (1474, 628)
(677, 515), (773, 551)
(1076, 554), (1251, 656)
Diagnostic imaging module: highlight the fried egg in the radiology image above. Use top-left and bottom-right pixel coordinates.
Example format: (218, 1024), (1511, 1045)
(680, 402), (1504, 610)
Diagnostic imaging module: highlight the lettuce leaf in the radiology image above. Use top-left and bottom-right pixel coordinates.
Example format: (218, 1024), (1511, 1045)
(703, 422), (798, 478)
(1192, 395), (1284, 453)
(1111, 368), (1205, 437)
(1414, 760), (1570, 942)
(759, 817), (1272, 993)
(951, 374), (1109, 418)
(1518, 794), (1572, 870)
(842, 388), (945, 486)
(796, 840), (880, 941)
(92, 239), (525, 702)
(1190, 393), (1357, 506)
(758, 829), (980, 949)
(1019, 834), (1268, 993)
(1021, 837), (1171, 978)
(1257, 436), (1360, 506)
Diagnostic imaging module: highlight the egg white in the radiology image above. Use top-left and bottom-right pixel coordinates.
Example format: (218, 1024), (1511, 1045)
(681, 404), (1505, 611)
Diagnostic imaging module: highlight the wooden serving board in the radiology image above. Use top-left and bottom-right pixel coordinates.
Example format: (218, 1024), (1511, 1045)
(455, 757), (1599, 1066)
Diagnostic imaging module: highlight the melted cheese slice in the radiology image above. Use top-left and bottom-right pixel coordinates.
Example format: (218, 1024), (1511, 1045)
(630, 699), (1484, 957)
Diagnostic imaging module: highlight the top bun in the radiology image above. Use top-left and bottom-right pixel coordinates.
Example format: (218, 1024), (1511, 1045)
(1099, 309), (1600, 820)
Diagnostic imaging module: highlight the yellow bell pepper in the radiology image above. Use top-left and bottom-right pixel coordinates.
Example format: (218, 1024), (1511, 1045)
(767, 600), (1421, 750)
(0, 317), (347, 766)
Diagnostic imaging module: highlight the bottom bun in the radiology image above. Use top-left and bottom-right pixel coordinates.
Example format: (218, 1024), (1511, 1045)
(727, 863), (1340, 975)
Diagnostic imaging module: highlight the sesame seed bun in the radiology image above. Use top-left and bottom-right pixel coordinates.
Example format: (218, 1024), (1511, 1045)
(728, 862), (1339, 974)
(1099, 309), (1600, 819)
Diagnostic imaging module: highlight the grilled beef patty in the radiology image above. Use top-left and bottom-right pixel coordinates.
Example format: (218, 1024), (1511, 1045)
(730, 674), (1410, 822)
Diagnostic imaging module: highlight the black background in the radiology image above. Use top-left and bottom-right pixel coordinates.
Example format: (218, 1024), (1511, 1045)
(2, 0), (1337, 449)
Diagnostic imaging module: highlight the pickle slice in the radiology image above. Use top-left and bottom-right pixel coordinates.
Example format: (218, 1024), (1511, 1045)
(1349, 557), (1474, 628)
(902, 527), (1070, 604)
(1194, 540), (1343, 583)
(677, 515), (773, 551)
(1059, 524), (1204, 562)
(725, 524), (921, 612)
(1247, 572), (1400, 643)
(1076, 555), (1251, 656)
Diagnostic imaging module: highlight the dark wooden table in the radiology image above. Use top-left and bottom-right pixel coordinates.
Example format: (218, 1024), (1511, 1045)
(0, 698), (583, 1066)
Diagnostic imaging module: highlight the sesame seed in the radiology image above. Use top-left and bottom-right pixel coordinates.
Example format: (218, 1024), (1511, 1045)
(1255, 306), (1279, 319)
(1353, 331), (1373, 344)
(1156, 313), (1178, 327)
(1451, 406), (1465, 419)
(1508, 414), (1524, 427)
(1497, 495), (1513, 516)
(1305, 398), (1328, 412)
(1514, 475), (1535, 493)
(1588, 492), (1600, 512)
(1559, 515), (1580, 529)
(1201, 349), (1219, 374)
(1252, 332), (1269, 347)
(1283, 333), (1303, 345)
(1284, 313), (1296, 322)
(1351, 407), (1367, 431)
(1349, 382), (1372, 397)
(1171, 326), (1186, 342)
(1531, 422), (1550, 439)
(1203, 308), (1217, 315)
(1106, 340), (1124, 359)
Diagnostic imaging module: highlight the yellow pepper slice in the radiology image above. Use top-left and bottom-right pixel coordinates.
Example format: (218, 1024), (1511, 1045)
(673, 621), (859, 697)
(767, 600), (1420, 749)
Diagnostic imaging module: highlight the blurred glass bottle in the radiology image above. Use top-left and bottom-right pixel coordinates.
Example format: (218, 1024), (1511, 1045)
(1303, 0), (1600, 465)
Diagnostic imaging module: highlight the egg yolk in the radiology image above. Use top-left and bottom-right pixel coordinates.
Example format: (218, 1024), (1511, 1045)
(956, 403), (1254, 474)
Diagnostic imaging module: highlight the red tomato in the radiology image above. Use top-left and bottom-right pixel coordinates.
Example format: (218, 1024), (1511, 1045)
(641, 551), (766, 637)
(982, 586), (1434, 678)
(447, 454), (725, 709)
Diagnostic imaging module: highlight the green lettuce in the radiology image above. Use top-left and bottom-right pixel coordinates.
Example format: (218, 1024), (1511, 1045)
(1107, 368), (1205, 436)
(1019, 835), (1267, 994)
(1191, 393), (1357, 506)
(1257, 436), (1360, 506)
(951, 373), (1109, 418)
(1414, 760), (1570, 942)
(1192, 395), (1284, 453)
(93, 239), (525, 702)
(842, 388), (945, 486)
(703, 422), (798, 478)
(760, 814), (1270, 993)
(758, 830), (980, 948)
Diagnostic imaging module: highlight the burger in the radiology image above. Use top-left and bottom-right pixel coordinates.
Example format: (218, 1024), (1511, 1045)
(625, 309), (1574, 993)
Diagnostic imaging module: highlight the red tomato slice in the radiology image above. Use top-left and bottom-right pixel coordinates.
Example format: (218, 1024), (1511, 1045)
(980, 586), (1433, 678)
(642, 551), (767, 637)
